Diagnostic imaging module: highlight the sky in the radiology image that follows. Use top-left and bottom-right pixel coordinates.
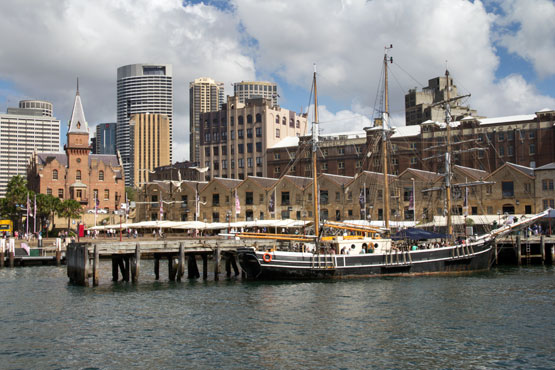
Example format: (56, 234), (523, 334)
(0, 0), (554, 162)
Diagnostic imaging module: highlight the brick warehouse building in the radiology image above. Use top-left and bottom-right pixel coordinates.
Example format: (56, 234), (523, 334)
(28, 87), (125, 211)
(267, 109), (555, 178)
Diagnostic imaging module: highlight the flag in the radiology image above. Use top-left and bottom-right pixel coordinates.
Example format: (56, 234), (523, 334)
(26, 193), (30, 235)
(235, 190), (241, 214)
(33, 194), (37, 233)
(95, 194), (99, 215)
(269, 191), (275, 213)
(408, 191), (414, 211)
(160, 198), (164, 220)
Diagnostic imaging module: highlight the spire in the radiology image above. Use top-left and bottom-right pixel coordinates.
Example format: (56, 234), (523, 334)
(68, 81), (88, 134)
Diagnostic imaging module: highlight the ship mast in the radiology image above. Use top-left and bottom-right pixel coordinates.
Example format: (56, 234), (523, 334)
(312, 65), (320, 239)
(382, 46), (392, 231)
(444, 69), (453, 239)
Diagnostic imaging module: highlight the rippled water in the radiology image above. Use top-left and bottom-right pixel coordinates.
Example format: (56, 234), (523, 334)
(0, 262), (553, 369)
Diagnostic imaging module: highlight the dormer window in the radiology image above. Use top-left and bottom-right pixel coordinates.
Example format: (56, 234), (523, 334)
(53, 169), (58, 180)
(77, 121), (81, 129)
(99, 170), (104, 181)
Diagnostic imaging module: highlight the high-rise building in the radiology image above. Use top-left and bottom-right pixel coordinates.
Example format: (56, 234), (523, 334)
(7, 100), (53, 117)
(0, 101), (60, 196)
(130, 113), (171, 187)
(189, 77), (224, 164)
(405, 75), (477, 126)
(117, 63), (173, 186)
(95, 122), (117, 154)
(199, 96), (307, 181)
(233, 81), (278, 107)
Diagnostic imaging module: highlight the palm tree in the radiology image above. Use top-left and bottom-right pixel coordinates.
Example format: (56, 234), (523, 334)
(57, 199), (83, 234)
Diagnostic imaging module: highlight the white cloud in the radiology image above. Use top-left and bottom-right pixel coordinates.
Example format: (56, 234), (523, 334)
(308, 104), (373, 134)
(496, 0), (555, 78)
(0, 0), (255, 161)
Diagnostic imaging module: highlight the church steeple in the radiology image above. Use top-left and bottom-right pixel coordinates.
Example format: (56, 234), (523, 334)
(68, 78), (89, 134)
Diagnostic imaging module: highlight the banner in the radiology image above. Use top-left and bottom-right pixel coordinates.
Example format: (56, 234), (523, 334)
(235, 190), (241, 214)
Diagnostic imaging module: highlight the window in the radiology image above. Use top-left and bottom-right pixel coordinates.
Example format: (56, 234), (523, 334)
(238, 158), (244, 168)
(411, 157), (417, 165)
(247, 143), (253, 153)
(256, 113), (262, 123)
(289, 118), (294, 127)
(205, 133), (211, 142)
(274, 167), (280, 174)
(238, 115), (244, 125)
(247, 158), (253, 168)
(256, 157), (262, 166)
(524, 183), (531, 193)
(212, 212), (220, 222)
(238, 129), (244, 138)
(255, 127), (262, 137)
(276, 115), (280, 124)
(282, 117), (286, 125)
(335, 192), (341, 201)
(338, 161), (345, 169)
(543, 179), (554, 191)
(230, 116), (234, 126)
(498, 132), (504, 141)
(246, 192), (254, 205)
(74, 170), (81, 181)
(529, 131), (535, 139)
(281, 191), (290, 205)
(296, 120), (300, 128)
(530, 144), (535, 155)
(256, 142), (262, 152)
(58, 189), (64, 198)
(274, 153), (280, 160)
(338, 147), (345, 155)
(213, 147), (219, 156)
(356, 160), (362, 169)
(53, 170), (58, 180)
(508, 145), (514, 156)
(487, 184), (492, 194)
(230, 131), (235, 140)
(47, 188), (52, 195)
(97, 170), (104, 181)
(502, 181), (514, 197)
(247, 114), (253, 124)
(104, 189), (110, 200)
(276, 129), (280, 138)
(238, 144), (244, 154)
(543, 199), (555, 210)
(212, 194), (219, 206)
(499, 146), (505, 156)
(320, 190), (329, 205)
(247, 128), (253, 138)
(508, 131), (514, 140)
(321, 162), (328, 170)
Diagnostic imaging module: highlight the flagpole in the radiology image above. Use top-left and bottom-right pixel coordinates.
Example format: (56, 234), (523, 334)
(94, 193), (97, 227)
(26, 193), (29, 237)
(411, 177), (416, 225)
(33, 194), (37, 234)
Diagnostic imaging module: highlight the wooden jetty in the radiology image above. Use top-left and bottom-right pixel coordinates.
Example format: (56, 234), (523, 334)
(493, 235), (555, 265)
(66, 239), (248, 286)
(0, 238), (63, 268)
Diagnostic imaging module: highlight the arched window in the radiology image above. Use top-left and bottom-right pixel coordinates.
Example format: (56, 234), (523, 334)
(76, 170), (81, 181)
(296, 120), (300, 128)
(247, 114), (253, 124)
(99, 170), (104, 181)
(256, 113), (262, 123)
(289, 118), (294, 127)
(53, 169), (58, 180)
(282, 117), (286, 125)
(238, 115), (244, 125)
(276, 115), (280, 124)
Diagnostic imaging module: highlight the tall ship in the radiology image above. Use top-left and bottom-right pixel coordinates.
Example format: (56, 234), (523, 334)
(236, 48), (550, 280)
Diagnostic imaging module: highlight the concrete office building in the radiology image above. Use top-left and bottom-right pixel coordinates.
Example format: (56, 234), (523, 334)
(405, 75), (477, 126)
(233, 81), (278, 107)
(189, 77), (224, 164)
(0, 101), (60, 196)
(117, 63), (173, 186)
(95, 122), (117, 154)
(130, 113), (171, 187)
(199, 96), (307, 181)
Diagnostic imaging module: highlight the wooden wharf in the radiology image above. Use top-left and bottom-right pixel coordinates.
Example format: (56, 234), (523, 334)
(0, 238), (63, 268)
(66, 239), (249, 286)
(493, 235), (555, 265)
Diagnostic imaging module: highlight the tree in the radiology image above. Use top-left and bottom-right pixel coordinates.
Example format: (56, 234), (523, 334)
(36, 193), (61, 237)
(125, 186), (136, 202)
(57, 199), (82, 233)
(0, 175), (33, 230)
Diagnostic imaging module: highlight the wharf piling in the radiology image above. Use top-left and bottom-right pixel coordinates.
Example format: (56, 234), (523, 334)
(66, 239), (245, 286)
(493, 235), (555, 265)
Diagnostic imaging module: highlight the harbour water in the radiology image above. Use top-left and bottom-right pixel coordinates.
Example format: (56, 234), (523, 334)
(1, 262), (553, 369)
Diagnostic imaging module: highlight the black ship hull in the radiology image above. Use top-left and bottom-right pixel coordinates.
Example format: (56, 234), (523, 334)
(237, 242), (493, 280)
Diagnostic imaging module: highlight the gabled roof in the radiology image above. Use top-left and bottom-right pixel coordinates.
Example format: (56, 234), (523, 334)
(453, 165), (488, 180)
(282, 175), (312, 189)
(399, 168), (443, 182)
(68, 86), (89, 134)
(487, 162), (535, 179)
(37, 152), (67, 166)
(353, 171), (397, 185)
(535, 162), (555, 171)
(89, 154), (120, 167)
(210, 177), (242, 190)
(241, 176), (279, 189)
(319, 173), (353, 186)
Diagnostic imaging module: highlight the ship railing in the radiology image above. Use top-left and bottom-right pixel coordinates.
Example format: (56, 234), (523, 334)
(384, 248), (412, 267)
(311, 253), (336, 269)
(450, 244), (474, 259)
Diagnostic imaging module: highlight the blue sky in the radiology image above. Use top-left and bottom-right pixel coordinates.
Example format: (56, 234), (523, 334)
(0, 0), (554, 161)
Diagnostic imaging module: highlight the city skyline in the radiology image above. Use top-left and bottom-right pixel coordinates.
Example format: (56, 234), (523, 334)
(0, 0), (554, 163)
